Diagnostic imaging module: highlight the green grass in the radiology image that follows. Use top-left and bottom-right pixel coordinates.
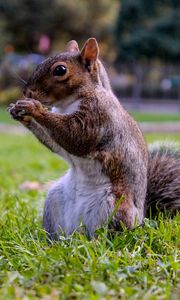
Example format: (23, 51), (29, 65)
(145, 133), (180, 144)
(0, 132), (179, 299)
(0, 106), (17, 125)
(131, 111), (180, 123)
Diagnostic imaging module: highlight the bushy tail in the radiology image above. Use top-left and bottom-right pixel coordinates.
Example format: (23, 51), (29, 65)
(145, 142), (180, 217)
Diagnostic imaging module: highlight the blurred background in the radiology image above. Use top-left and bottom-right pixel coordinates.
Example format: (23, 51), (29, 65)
(0, 0), (180, 123)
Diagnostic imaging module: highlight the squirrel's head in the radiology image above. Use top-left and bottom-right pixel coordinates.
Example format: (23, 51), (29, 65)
(24, 38), (101, 106)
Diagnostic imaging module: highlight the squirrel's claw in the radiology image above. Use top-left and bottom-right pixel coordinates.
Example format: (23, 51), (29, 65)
(8, 99), (45, 121)
(8, 101), (30, 120)
(7, 103), (15, 111)
(8, 103), (20, 120)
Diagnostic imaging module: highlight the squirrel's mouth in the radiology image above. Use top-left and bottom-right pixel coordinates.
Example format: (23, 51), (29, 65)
(37, 94), (62, 107)
(24, 87), (55, 107)
(39, 99), (54, 107)
(23, 97), (52, 108)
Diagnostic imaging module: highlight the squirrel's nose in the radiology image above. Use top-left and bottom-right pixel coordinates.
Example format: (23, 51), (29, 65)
(25, 89), (34, 99)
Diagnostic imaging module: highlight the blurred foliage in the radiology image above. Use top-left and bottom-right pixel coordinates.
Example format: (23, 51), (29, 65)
(0, 0), (119, 56)
(0, 19), (11, 58)
(0, 86), (21, 105)
(0, 53), (44, 91)
(0, 0), (180, 103)
(0, 0), (119, 104)
(115, 0), (180, 63)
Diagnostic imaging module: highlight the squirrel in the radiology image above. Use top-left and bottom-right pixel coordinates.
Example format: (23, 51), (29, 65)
(8, 38), (180, 239)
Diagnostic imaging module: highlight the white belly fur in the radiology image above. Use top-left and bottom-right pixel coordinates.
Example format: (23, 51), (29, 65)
(44, 103), (114, 236)
(45, 153), (114, 236)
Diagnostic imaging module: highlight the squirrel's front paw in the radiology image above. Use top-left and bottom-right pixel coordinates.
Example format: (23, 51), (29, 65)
(8, 102), (27, 121)
(8, 99), (45, 120)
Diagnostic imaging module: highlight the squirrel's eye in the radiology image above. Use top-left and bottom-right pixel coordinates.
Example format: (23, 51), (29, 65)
(53, 65), (67, 76)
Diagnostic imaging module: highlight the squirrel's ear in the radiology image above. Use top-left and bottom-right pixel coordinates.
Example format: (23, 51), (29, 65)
(81, 38), (99, 72)
(65, 40), (79, 53)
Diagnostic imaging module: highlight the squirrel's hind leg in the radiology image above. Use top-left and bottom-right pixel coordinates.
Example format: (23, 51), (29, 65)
(43, 176), (67, 240)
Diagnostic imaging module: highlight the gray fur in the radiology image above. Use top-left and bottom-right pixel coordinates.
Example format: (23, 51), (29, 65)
(43, 163), (114, 239)
(146, 141), (180, 216)
(9, 40), (180, 239)
(98, 60), (112, 91)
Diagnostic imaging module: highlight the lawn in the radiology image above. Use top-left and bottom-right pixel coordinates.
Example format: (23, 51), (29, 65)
(0, 107), (17, 125)
(0, 132), (179, 299)
(131, 111), (180, 123)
